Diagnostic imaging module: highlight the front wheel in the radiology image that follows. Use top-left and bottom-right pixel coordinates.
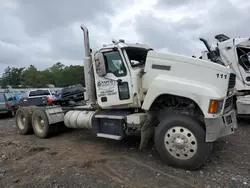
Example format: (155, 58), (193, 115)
(154, 115), (212, 170)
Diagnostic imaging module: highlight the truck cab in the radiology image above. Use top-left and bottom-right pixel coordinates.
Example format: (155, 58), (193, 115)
(94, 39), (236, 120)
(92, 41), (151, 109)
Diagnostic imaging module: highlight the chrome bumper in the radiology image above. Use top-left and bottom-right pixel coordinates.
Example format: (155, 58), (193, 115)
(204, 110), (237, 142)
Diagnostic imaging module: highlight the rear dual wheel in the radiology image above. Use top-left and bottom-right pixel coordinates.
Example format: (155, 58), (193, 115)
(32, 109), (59, 138)
(15, 108), (33, 135)
(15, 107), (58, 138)
(155, 115), (212, 170)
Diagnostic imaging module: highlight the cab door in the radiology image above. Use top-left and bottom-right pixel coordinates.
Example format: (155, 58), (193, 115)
(94, 49), (133, 108)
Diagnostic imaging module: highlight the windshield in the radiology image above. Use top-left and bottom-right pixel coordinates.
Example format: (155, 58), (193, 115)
(125, 47), (149, 68)
(237, 47), (250, 72)
(29, 90), (51, 97)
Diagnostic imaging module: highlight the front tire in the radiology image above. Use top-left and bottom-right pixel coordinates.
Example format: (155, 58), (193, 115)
(154, 115), (212, 170)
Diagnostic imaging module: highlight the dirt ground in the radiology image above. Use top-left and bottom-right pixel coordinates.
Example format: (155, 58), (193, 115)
(0, 115), (249, 188)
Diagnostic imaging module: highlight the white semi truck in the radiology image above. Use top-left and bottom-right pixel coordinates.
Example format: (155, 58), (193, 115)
(15, 25), (237, 170)
(199, 34), (250, 115)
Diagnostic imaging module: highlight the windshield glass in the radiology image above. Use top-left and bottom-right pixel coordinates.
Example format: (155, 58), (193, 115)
(125, 47), (150, 68)
(237, 47), (250, 72)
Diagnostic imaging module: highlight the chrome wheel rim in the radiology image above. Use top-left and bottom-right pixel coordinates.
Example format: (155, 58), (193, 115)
(164, 126), (198, 160)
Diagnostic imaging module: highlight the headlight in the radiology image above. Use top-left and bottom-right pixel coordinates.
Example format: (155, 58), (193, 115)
(208, 99), (223, 114)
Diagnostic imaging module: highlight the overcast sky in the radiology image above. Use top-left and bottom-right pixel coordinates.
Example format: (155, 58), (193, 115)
(1, 0), (250, 75)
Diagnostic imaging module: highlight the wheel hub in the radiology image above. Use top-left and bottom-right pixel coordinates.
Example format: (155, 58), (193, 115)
(173, 136), (186, 150)
(164, 126), (198, 160)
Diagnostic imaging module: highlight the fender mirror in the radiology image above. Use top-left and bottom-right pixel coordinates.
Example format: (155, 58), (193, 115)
(95, 52), (107, 77)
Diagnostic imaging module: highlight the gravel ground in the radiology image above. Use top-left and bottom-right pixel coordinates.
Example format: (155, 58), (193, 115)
(0, 115), (249, 188)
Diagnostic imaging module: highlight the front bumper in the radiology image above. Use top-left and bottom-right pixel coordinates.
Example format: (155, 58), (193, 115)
(204, 109), (237, 142)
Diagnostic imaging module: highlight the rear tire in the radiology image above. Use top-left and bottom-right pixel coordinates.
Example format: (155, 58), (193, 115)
(154, 115), (212, 170)
(15, 108), (33, 135)
(32, 109), (52, 138)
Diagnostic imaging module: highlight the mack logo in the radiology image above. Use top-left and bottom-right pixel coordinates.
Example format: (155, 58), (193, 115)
(97, 80), (116, 90)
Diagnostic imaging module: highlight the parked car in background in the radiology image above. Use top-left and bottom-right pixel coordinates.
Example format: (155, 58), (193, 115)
(0, 92), (18, 117)
(18, 89), (56, 107)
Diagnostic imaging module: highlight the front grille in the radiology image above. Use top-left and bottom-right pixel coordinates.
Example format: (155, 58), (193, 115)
(224, 96), (233, 112)
(228, 73), (236, 90)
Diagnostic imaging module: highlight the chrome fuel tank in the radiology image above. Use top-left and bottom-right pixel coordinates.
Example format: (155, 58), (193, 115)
(64, 110), (97, 129)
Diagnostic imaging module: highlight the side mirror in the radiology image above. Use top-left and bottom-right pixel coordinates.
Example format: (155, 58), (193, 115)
(95, 52), (107, 77)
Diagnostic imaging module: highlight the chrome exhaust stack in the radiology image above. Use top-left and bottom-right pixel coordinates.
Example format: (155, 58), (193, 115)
(80, 24), (96, 105)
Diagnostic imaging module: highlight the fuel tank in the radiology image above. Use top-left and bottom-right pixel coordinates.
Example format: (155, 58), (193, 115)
(64, 110), (97, 129)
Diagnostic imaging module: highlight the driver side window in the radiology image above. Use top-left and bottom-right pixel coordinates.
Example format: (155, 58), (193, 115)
(103, 51), (127, 77)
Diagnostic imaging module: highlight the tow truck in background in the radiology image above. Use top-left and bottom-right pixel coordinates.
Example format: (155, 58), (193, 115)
(14, 24), (237, 170)
(199, 34), (250, 116)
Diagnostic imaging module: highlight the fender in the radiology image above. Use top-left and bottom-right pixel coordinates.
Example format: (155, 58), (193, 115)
(142, 75), (226, 118)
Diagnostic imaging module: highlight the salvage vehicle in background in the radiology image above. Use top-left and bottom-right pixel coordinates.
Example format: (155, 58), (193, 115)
(15, 24), (237, 170)
(199, 34), (250, 116)
(18, 89), (56, 107)
(56, 84), (85, 102)
(0, 92), (18, 117)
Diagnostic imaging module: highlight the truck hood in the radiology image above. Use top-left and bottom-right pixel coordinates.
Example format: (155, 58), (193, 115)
(147, 51), (232, 74)
(235, 38), (250, 47)
(143, 50), (235, 99)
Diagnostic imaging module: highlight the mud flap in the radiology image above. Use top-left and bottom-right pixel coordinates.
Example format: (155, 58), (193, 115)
(139, 111), (157, 149)
(44, 106), (64, 125)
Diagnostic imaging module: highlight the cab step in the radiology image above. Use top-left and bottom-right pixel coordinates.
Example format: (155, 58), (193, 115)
(92, 110), (131, 140)
(96, 133), (122, 140)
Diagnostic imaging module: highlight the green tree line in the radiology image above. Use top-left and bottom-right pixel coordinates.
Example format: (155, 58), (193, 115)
(0, 62), (85, 88)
